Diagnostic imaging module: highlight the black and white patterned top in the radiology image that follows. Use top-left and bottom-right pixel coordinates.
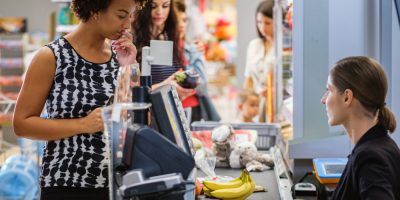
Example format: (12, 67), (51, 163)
(40, 37), (119, 188)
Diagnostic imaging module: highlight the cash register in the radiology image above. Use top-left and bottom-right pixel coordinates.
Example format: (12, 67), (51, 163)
(105, 41), (195, 200)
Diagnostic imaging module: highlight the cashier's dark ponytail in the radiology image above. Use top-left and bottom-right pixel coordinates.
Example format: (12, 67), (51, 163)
(330, 56), (396, 133)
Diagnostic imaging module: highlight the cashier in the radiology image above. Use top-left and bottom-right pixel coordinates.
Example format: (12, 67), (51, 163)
(321, 56), (400, 199)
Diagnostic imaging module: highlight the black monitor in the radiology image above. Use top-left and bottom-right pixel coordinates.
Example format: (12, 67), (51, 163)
(150, 84), (194, 156)
(118, 84), (195, 179)
(121, 124), (195, 179)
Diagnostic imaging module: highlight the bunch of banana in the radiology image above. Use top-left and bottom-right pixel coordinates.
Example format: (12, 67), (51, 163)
(202, 170), (256, 200)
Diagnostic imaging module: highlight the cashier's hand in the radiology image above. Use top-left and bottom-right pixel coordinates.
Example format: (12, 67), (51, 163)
(113, 30), (138, 66)
(80, 107), (104, 133)
(162, 75), (196, 100)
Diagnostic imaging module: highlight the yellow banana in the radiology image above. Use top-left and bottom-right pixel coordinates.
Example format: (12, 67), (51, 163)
(203, 186), (212, 197)
(229, 170), (246, 182)
(203, 178), (244, 191)
(203, 170), (247, 191)
(210, 175), (252, 199)
(224, 171), (257, 200)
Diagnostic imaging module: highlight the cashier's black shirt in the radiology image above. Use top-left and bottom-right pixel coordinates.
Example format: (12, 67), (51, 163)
(331, 124), (400, 200)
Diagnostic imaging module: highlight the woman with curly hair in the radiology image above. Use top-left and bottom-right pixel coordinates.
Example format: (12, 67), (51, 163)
(13, 0), (138, 199)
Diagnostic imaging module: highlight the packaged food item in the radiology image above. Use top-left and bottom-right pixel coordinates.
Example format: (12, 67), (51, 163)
(174, 69), (200, 89)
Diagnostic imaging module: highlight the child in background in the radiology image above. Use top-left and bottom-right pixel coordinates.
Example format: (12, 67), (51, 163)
(237, 89), (260, 123)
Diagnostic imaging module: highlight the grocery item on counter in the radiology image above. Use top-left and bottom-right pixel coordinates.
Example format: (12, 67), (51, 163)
(211, 125), (234, 168)
(229, 142), (274, 172)
(194, 148), (217, 178)
(192, 125), (273, 171)
(174, 69), (200, 89)
(202, 169), (257, 200)
(192, 128), (257, 150)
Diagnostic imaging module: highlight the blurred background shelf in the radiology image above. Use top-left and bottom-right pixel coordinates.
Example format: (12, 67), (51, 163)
(51, 0), (71, 3)
(56, 24), (77, 33)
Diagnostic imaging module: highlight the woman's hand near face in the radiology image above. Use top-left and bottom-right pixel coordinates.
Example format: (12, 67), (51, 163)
(113, 30), (137, 66)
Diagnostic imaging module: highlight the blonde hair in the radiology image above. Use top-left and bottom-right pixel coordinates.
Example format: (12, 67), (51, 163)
(238, 89), (259, 104)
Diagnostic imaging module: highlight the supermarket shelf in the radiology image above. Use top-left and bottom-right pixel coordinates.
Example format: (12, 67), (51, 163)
(0, 58), (23, 69)
(56, 25), (78, 33)
(0, 34), (23, 127)
(0, 40), (23, 49)
(0, 76), (23, 86)
(0, 114), (13, 125)
(1, 92), (19, 100)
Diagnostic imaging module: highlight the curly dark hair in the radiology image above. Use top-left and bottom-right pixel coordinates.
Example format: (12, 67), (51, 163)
(71, 0), (148, 22)
(133, 0), (182, 66)
(71, 0), (113, 22)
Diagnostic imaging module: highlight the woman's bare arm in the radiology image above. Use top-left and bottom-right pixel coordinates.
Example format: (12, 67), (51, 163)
(13, 47), (103, 141)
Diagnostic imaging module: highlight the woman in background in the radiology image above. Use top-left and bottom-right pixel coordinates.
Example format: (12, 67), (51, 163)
(132, 0), (194, 100)
(321, 56), (400, 199)
(175, 0), (220, 122)
(244, 0), (275, 122)
(13, 0), (137, 199)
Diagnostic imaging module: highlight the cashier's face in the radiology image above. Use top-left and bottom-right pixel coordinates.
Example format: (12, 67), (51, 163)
(321, 76), (348, 126)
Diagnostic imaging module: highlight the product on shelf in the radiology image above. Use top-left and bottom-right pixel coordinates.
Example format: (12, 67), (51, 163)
(0, 33), (24, 125)
(0, 113), (13, 125)
(0, 76), (23, 86)
(54, 2), (79, 34)
(0, 58), (23, 69)
(0, 40), (23, 49)
(58, 5), (72, 25)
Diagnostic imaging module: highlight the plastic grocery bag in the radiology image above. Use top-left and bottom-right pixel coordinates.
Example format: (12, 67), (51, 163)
(194, 148), (216, 178)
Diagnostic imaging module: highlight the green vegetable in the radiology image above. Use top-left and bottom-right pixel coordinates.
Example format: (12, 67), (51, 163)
(175, 71), (187, 83)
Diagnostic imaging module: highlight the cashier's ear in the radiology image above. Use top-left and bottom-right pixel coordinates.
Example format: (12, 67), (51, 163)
(343, 89), (353, 107)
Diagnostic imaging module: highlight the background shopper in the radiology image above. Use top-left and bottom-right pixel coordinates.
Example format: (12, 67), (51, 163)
(133, 0), (195, 101)
(243, 0), (275, 122)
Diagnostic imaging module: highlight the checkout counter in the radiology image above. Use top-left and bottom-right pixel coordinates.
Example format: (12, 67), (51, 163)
(103, 86), (295, 200)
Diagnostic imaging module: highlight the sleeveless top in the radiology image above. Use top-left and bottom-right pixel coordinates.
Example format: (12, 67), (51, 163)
(40, 37), (119, 188)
